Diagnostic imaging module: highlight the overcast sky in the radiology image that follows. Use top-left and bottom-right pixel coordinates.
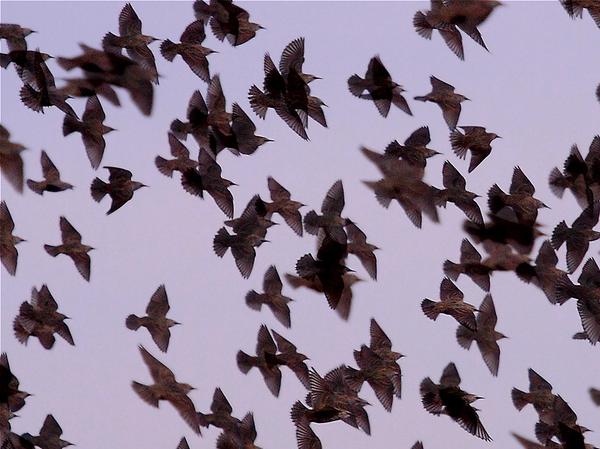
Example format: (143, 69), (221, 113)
(2, 1), (600, 448)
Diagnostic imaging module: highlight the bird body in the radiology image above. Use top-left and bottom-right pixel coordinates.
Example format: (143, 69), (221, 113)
(27, 150), (73, 195)
(450, 126), (500, 173)
(44, 216), (93, 281)
(0, 201), (25, 276)
(414, 76), (468, 129)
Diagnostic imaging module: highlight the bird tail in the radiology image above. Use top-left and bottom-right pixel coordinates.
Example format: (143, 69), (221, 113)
(554, 274), (577, 305)
(456, 325), (475, 349)
(132, 381), (159, 406)
(290, 400), (308, 425)
(159, 40), (180, 62)
(13, 317), (30, 345)
(487, 184), (506, 214)
(44, 244), (61, 257)
(302, 210), (319, 235)
(213, 227), (231, 257)
(245, 290), (262, 311)
(102, 32), (121, 53)
(196, 411), (209, 428)
(248, 85), (269, 119)
(295, 254), (317, 278)
(347, 74), (366, 97)
(443, 260), (463, 281)
(573, 331), (588, 340)
(125, 314), (142, 331)
(511, 388), (529, 411)
(19, 84), (43, 113)
(154, 156), (174, 178)
(236, 350), (254, 374)
(0, 53), (11, 68)
(413, 11), (434, 39)
(534, 422), (553, 444)
(420, 377), (441, 414)
(26, 180), (45, 195)
(169, 119), (188, 141)
(421, 299), (439, 321)
(450, 130), (468, 159)
(90, 178), (108, 202)
(344, 366), (365, 391)
(548, 167), (567, 198)
(62, 113), (80, 136)
(551, 221), (570, 250)
(515, 262), (536, 283)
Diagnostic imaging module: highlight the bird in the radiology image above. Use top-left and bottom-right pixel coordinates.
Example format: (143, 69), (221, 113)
(245, 266), (294, 327)
(0, 352), (31, 413)
(413, 1), (465, 59)
(450, 126), (500, 173)
(160, 20), (216, 82)
(0, 124), (26, 193)
(90, 166), (147, 215)
(294, 416), (322, 449)
(44, 216), (94, 281)
(196, 387), (239, 431)
(366, 319), (404, 400)
(511, 368), (556, 417)
(420, 362), (491, 441)
(590, 388), (600, 406)
(383, 126), (441, 176)
(155, 133), (198, 178)
(194, 0), (264, 46)
(103, 3), (159, 83)
(559, 0), (600, 28)
(443, 238), (491, 291)
(62, 95), (115, 169)
(13, 285), (74, 350)
(441, 0), (502, 50)
(213, 226), (268, 279)
(132, 345), (201, 434)
(0, 24), (35, 52)
(414, 76), (469, 129)
(348, 56), (412, 117)
(20, 414), (73, 449)
(26, 150), (73, 195)
(456, 294), (507, 376)
(126, 285), (180, 352)
(303, 180), (347, 244)
(421, 278), (478, 330)
(57, 77), (121, 107)
(0, 201), (25, 276)
(345, 220), (379, 280)
(265, 176), (305, 236)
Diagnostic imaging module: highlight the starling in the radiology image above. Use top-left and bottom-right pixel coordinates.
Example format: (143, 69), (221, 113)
(44, 216), (94, 281)
(213, 226), (268, 279)
(214, 413), (260, 449)
(456, 294), (507, 376)
(367, 319), (404, 399)
(384, 127), (441, 177)
(414, 76), (469, 129)
(534, 395), (591, 446)
(62, 95), (115, 169)
(442, 0), (502, 50)
(26, 150), (73, 195)
(196, 388), (241, 431)
(413, 1), (465, 59)
(444, 238), (491, 291)
(160, 20), (216, 82)
(271, 330), (310, 389)
(551, 202), (600, 273)
(554, 273), (600, 344)
(90, 166), (147, 215)
(13, 285), (74, 350)
(488, 166), (549, 226)
(57, 77), (121, 107)
(155, 133), (198, 178)
(224, 194), (275, 239)
(421, 278), (478, 330)
(0, 353), (31, 413)
(0, 24), (35, 52)
(345, 220), (378, 280)
(103, 3), (159, 83)
(194, 0), (264, 46)
(245, 266), (293, 327)
(132, 345), (200, 434)
(549, 143), (597, 209)
(420, 362), (491, 441)
(278, 37), (322, 86)
(0, 125), (26, 193)
(560, 0), (600, 28)
(511, 368), (556, 416)
(0, 202), (25, 276)
(450, 126), (500, 173)
(126, 285), (180, 353)
(169, 90), (211, 145)
(303, 180), (347, 244)
(20, 414), (73, 449)
(590, 388), (600, 406)
(348, 56), (412, 117)
(266, 176), (305, 236)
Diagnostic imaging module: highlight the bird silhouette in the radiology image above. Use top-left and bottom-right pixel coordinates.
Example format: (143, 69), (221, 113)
(0, 201), (25, 276)
(44, 216), (93, 281)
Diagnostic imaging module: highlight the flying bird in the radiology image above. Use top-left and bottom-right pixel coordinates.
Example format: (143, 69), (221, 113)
(511, 368), (556, 417)
(413, 1), (465, 59)
(20, 414), (73, 449)
(304, 180), (347, 244)
(194, 0), (264, 46)
(0, 24), (35, 52)
(0, 201), (25, 276)
(450, 126), (500, 173)
(421, 278), (478, 330)
(444, 238), (491, 291)
(155, 133), (198, 178)
(213, 223), (269, 279)
(384, 126), (441, 176)
(0, 352), (31, 413)
(245, 265), (294, 327)
(44, 216), (94, 281)
(90, 166), (147, 215)
(265, 176), (305, 236)
(27, 150), (73, 195)
(559, 0), (600, 28)
(345, 220), (379, 280)
(414, 76), (469, 129)
(0, 124), (26, 193)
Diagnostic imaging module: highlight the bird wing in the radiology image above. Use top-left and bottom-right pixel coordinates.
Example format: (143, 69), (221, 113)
(146, 285), (170, 318)
(510, 166), (536, 196)
(535, 241), (558, 267)
(105, 166), (133, 183)
(370, 318), (392, 351)
(207, 75), (226, 112)
(210, 387), (233, 414)
(82, 95), (106, 123)
(69, 252), (91, 281)
(171, 393), (202, 434)
(455, 406), (492, 441)
(321, 180), (345, 215)
(168, 133), (191, 159)
(60, 216), (82, 244)
(460, 238), (482, 264)
(440, 362), (461, 386)
(440, 278), (464, 302)
(263, 265), (283, 295)
(404, 126), (431, 147)
(138, 345), (176, 383)
(267, 176), (291, 201)
(40, 150), (60, 181)
(279, 37), (305, 77)
(39, 414), (63, 438)
(32, 285), (58, 312)
(119, 3), (143, 36)
(256, 324), (277, 355)
(0, 201), (15, 233)
(180, 20), (206, 44)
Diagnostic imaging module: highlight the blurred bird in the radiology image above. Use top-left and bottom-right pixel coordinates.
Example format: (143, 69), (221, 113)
(444, 238), (491, 291)
(0, 202), (25, 276)
(57, 77), (121, 106)
(450, 126), (500, 172)
(132, 345), (201, 434)
(304, 180), (347, 244)
(443, 0), (502, 50)
(534, 395), (592, 446)
(170, 89), (211, 145)
(0, 24), (35, 52)
(90, 166), (147, 215)
(0, 124), (26, 193)
(559, 0), (600, 28)
(27, 150), (73, 195)
(126, 285), (180, 352)
(345, 220), (379, 280)
(13, 285), (74, 350)
(433, 159), (484, 224)
(0, 352), (31, 413)
(456, 294), (507, 376)
(414, 76), (469, 129)
(366, 319), (404, 399)
(194, 0), (264, 46)
(213, 221), (268, 279)
(265, 176), (305, 236)
(413, 1), (465, 59)
(20, 414), (73, 449)
(421, 278), (478, 330)
(516, 241), (568, 304)
(44, 216), (93, 281)
(103, 3), (159, 83)
(590, 388), (600, 406)
(420, 362), (491, 441)
(196, 387), (239, 430)
(63, 95), (115, 169)
(160, 20), (216, 82)
(214, 413), (261, 449)
(348, 56), (412, 117)
(245, 266), (294, 327)
(155, 133), (198, 178)
(384, 126), (441, 176)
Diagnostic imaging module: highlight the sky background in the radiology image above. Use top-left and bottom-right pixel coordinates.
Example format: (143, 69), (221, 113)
(1, 1), (600, 448)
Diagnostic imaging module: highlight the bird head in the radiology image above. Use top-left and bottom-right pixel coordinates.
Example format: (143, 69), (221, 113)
(180, 383), (195, 393)
(102, 125), (117, 134)
(13, 235), (26, 245)
(257, 136), (274, 146)
(23, 28), (36, 36)
(132, 181), (148, 191)
(302, 73), (321, 84)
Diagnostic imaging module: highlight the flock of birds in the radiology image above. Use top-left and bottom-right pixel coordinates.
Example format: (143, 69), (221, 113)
(1, 1), (600, 448)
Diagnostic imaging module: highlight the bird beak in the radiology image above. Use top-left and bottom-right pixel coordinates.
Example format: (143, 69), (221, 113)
(142, 184), (149, 188)
(476, 396), (484, 400)
(313, 76), (322, 80)
(262, 239), (270, 243)
(542, 203), (550, 209)
(258, 25), (266, 30)
(473, 194), (482, 198)
(174, 321), (181, 326)
(464, 97), (471, 101)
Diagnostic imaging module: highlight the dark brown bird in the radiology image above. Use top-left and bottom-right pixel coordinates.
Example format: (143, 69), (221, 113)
(170, 90), (211, 146)
(57, 77), (121, 107)
(456, 294), (507, 376)
(155, 133), (198, 178)
(304, 180), (347, 244)
(63, 95), (115, 169)
(266, 176), (304, 236)
(245, 265), (293, 328)
(0, 352), (31, 413)
(90, 166), (147, 215)
(20, 414), (73, 449)
(534, 395), (592, 447)
(450, 126), (500, 173)
(413, 1), (465, 59)
(27, 150), (73, 195)
(196, 388), (242, 431)
(13, 285), (74, 350)
(0, 24), (35, 52)
(348, 56), (412, 117)
(444, 238), (491, 291)
(126, 285), (180, 352)
(560, 0), (600, 28)
(160, 20), (216, 82)
(345, 220), (378, 280)
(194, 0), (264, 46)
(366, 319), (404, 399)
(214, 413), (260, 449)
(0, 201), (25, 276)
(434, 161), (483, 224)
(44, 216), (93, 281)
(132, 345), (200, 434)
(420, 362), (491, 441)
(224, 194), (275, 239)
(103, 3), (159, 83)
(442, 0), (502, 50)
(511, 368), (556, 418)
(421, 278), (478, 330)
(554, 273), (600, 345)
(213, 226), (268, 279)
(0, 125), (26, 193)
(384, 126), (441, 176)
(414, 76), (469, 129)
(551, 202), (600, 273)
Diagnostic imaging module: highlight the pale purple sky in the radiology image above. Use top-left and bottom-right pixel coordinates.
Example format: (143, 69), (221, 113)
(1, 1), (600, 448)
